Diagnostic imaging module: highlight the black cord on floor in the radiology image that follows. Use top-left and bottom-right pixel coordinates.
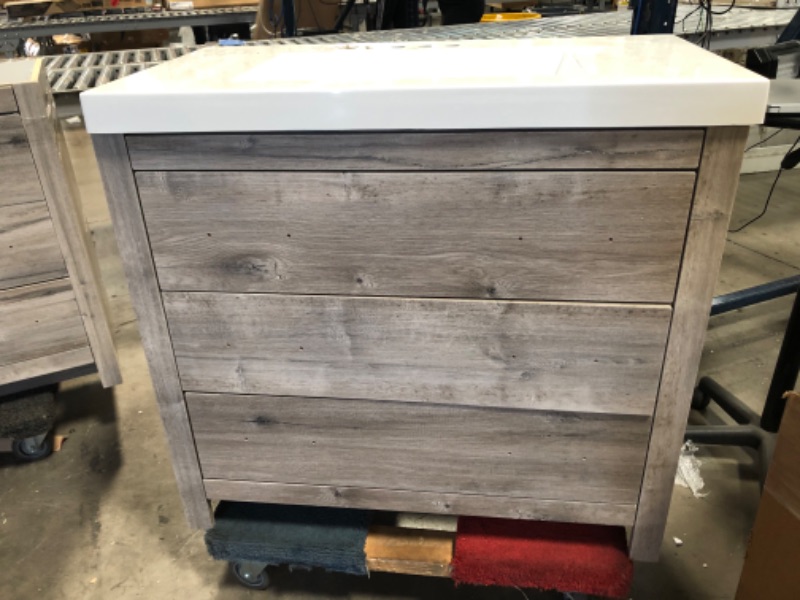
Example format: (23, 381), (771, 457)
(744, 128), (784, 153)
(729, 134), (800, 233)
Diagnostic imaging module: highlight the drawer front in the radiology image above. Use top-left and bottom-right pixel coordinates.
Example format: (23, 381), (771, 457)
(187, 393), (651, 519)
(127, 129), (704, 171)
(0, 278), (91, 386)
(139, 170), (694, 303)
(165, 292), (671, 416)
(0, 87), (16, 115)
(0, 201), (68, 291)
(0, 114), (44, 208)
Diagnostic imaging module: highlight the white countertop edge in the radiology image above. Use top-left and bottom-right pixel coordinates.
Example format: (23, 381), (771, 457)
(81, 80), (768, 134)
(0, 58), (40, 86)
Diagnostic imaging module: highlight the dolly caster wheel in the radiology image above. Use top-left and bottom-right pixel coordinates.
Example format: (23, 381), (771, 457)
(230, 561), (270, 590)
(11, 433), (52, 462)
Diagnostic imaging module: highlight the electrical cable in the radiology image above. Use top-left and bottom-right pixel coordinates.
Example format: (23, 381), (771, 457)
(678, 5), (703, 31)
(729, 134), (800, 233)
(685, 0), (736, 48)
(704, 0), (736, 16)
(744, 129), (784, 153)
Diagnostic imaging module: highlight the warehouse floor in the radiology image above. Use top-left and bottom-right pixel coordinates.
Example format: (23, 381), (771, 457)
(1, 122), (798, 600)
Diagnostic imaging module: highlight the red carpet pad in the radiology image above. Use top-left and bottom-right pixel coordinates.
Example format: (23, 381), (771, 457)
(452, 517), (633, 599)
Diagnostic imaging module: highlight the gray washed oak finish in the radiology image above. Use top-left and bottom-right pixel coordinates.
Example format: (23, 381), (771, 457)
(126, 129), (705, 171)
(187, 393), (650, 503)
(92, 127), (748, 561)
(0, 87), (16, 114)
(138, 170), (694, 303)
(0, 114), (44, 208)
(0, 201), (68, 291)
(164, 292), (671, 415)
(0, 63), (119, 390)
(0, 279), (92, 383)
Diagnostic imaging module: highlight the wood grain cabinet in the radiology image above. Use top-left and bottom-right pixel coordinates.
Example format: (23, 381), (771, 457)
(82, 38), (767, 561)
(0, 60), (119, 393)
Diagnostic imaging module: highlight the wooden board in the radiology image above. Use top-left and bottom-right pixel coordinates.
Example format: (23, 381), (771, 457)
(0, 278), (91, 386)
(0, 347), (94, 388)
(16, 75), (121, 388)
(0, 87), (16, 114)
(0, 114), (44, 208)
(138, 170), (695, 303)
(165, 293), (671, 415)
(0, 200), (68, 290)
(205, 479), (637, 526)
(365, 525), (454, 577)
(126, 129), (705, 171)
(187, 393), (651, 507)
(630, 126), (750, 561)
(763, 394), (800, 514)
(91, 134), (211, 529)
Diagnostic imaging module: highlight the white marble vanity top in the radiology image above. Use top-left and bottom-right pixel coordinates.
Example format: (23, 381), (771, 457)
(81, 35), (768, 133)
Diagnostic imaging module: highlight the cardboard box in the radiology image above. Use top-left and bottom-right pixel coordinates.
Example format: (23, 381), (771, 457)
(90, 29), (169, 51)
(252, 0), (339, 38)
(736, 392), (800, 600)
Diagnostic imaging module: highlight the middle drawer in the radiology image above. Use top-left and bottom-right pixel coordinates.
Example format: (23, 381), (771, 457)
(163, 293), (671, 415)
(137, 170), (695, 303)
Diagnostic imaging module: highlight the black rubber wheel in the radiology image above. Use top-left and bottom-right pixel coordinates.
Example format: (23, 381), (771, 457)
(691, 387), (711, 411)
(11, 435), (52, 462)
(230, 562), (270, 590)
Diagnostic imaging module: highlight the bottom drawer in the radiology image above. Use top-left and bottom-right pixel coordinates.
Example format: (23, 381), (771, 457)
(189, 393), (651, 526)
(0, 278), (92, 386)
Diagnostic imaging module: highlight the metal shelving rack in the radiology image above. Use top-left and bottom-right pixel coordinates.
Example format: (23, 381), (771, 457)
(0, 6), (257, 56)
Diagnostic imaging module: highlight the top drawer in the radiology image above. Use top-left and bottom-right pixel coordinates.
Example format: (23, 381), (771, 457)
(126, 129), (705, 171)
(137, 169), (694, 303)
(0, 87), (16, 115)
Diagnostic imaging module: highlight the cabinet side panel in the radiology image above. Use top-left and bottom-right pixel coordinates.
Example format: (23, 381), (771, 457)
(91, 134), (211, 529)
(16, 75), (121, 387)
(630, 126), (749, 561)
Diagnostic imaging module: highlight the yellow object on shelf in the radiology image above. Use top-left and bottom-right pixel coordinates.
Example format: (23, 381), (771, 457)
(480, 12), (542, 22)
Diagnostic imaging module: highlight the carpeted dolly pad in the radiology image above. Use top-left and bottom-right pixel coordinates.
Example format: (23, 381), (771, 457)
(452, 517), (633, 599)
(205, 502), (371, 576)
(0, 388), (57, 438)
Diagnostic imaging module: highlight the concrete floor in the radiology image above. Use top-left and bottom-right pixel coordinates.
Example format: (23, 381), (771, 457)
(0, 122), (798, 600)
